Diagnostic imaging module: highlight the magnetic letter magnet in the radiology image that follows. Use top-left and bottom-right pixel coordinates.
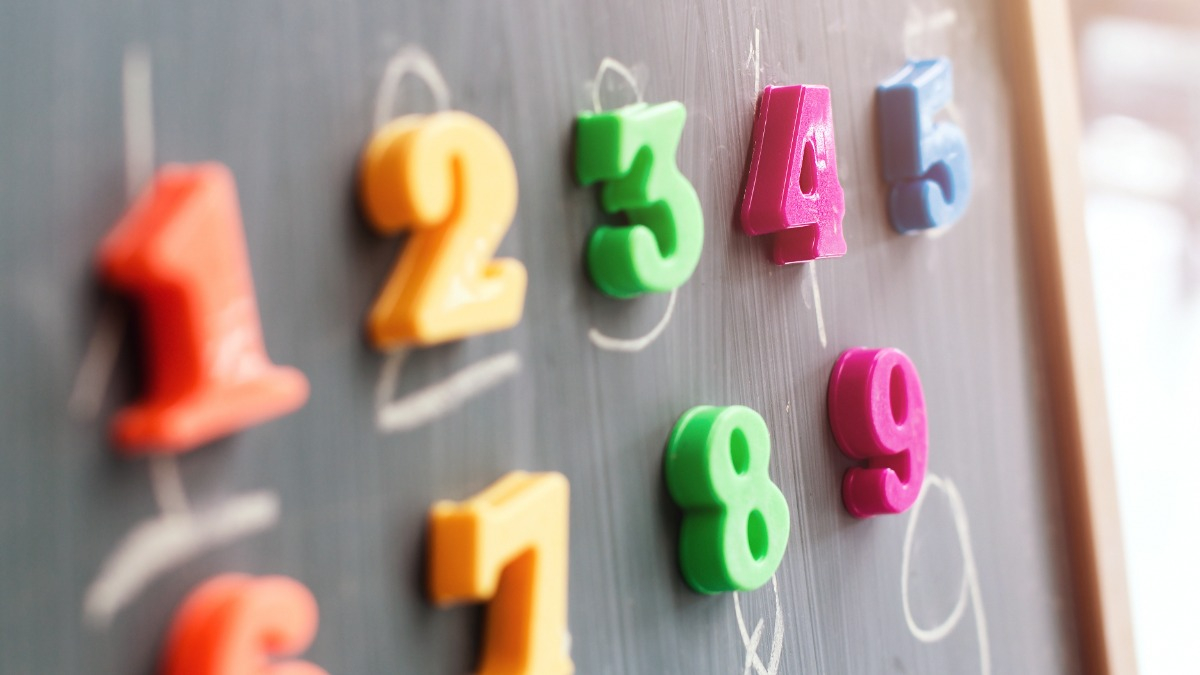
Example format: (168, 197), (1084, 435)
(877, 58), (973, 233)
(576, 102), (704, 298)
(99, 163), (309, 455)
(664, 405), (790, 593)
(359, 111), (527, 349)
(163, 574), (326, 675)
(428, 471), (573, 675)
(740, 85), (846, 264)
(828, 347), (928, 517)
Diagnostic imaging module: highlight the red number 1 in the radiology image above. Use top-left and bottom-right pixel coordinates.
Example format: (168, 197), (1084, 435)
(98, 163), (309, 454)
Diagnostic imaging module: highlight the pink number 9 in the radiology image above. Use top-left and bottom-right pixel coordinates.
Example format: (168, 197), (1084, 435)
(827, 347), (928, 518)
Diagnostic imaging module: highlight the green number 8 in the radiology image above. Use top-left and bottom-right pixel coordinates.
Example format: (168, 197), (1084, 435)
(664, 405), (791, 593)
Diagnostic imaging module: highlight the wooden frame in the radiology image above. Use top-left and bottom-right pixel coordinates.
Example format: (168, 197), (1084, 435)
(1003, 0), (1136, 672)
(1084, 0), (1200, 28)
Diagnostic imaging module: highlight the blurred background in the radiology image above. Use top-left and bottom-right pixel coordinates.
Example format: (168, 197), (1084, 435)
(1070, 0), (1200, 672)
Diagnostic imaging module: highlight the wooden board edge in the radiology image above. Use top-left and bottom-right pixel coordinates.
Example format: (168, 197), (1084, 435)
(1000, 0), (1138, 673)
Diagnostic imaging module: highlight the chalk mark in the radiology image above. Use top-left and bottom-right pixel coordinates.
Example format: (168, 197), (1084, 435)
(122, 45), (154, 200)
(148, 456), (190, 515)
(373, 45), (451, 130)
(588, 289), (677, 353)
(590, 57), (643, 114)
(67, 304), (126, 421)
(753, 27), (761, 94)
(83, 490), (280, 627)
(901, 473), (990, 674)
(807, 263), (828, 348)
(375, 348), (521, 433)
(121, 45), (154, 200)
(733, 574), (784, 675)
(742, 619), (765, 675)
(918, 223), (956, 240)
(903, 7), (958, 58)
(69, 46), (155, 422)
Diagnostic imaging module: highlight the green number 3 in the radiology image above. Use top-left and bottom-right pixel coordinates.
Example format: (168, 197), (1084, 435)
(664, 405), (791, 593)
(576, 102), (704, 298)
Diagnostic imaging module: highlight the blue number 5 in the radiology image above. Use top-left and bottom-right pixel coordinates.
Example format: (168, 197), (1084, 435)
(877, 58), (972, 233)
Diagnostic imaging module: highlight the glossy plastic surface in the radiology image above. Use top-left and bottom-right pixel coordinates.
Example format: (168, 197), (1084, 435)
(359, 111), (527, 348)
(98, 163), (310, 455)
(740, 84), (846, 264)
(162, 573), (326, 675)
(877, 58), (973, 233)
(664, 405), (790, 593)
(428, 471), (573, 675)
(827, 347), (928, 517)
(576, 102), (704, 298)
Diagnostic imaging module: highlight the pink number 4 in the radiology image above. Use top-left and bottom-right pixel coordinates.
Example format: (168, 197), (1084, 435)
(828, 348), (928, 517)
(740, 85), (846, 265)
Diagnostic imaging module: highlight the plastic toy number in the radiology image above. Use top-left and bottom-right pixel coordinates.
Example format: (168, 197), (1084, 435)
(163, 574), (326, 675)
(740, 85), (847, 264)
(359, 111), (527, 349)
(664, 405), (790, 593)
(98, 163), (310, 455)
(575, 102), (704, 298)
(877, 58), (973, 233)
(827, 347), (928, 517)
(428, 472), (573, 675)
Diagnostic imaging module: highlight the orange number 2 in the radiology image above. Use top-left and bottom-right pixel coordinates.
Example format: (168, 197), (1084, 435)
(359, 111), (527, 349)
(428, 471), (573, 675)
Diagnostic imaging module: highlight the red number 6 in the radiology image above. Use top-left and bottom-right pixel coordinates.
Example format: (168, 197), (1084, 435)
(163, 574), (326, 675)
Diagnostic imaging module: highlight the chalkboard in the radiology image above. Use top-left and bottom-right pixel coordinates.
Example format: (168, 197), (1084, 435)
(0, 0), (1121, 673)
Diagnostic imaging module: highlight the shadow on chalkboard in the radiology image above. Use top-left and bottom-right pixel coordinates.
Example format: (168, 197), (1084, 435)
(567, 120), (632, 292)
(731, 94), (758, 227)
(656, 459), (694, 595)
(89, 282), (142, 420)
(730, 91), (773, 268)
(80, 285), (240, 490)
(342, 156), (407, 351)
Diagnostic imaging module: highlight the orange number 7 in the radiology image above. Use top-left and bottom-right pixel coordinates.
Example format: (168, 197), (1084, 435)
(428, 472), (573, 675)
(359, 111), (527, 349)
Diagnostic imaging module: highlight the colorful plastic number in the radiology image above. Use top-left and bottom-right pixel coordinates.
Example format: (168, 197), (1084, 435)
(877, 58), (973, 233)
(98, 163), (310, 455)
(664, 405), (790, 593)
(575, 102), (704, 298)
(740, 85), (846, 264)
(828, 347), (928, 517)
(428, 471), (573, 675)
(359, 111), (527, 349)
(163, 574), (326, 675)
